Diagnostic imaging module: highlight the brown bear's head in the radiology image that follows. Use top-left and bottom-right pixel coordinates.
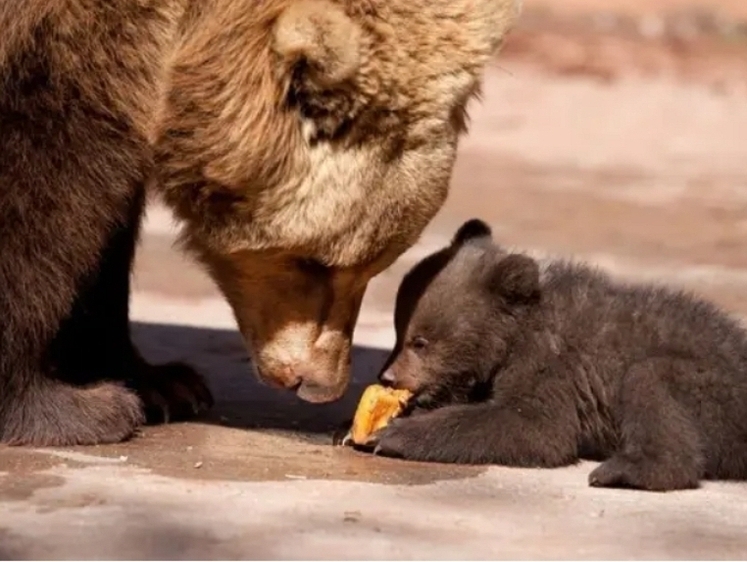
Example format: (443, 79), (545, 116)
(156, 0), (521, 403)
(379, 219), (542, 408)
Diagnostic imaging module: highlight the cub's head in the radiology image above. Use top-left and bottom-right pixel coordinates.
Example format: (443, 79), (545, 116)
(158, 0), (521, 403)
(379, 219), (542, 407)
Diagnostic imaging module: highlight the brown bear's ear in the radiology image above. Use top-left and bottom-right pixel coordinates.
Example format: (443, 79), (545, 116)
(273, 0), (361, 95)
(452, 219), (493, 247)
(486, 253), (540, 303)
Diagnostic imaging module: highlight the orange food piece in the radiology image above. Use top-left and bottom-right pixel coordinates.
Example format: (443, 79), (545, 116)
(349, 384), (413, 445)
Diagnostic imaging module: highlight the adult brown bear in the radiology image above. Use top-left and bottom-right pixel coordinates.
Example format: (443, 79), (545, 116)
(0, 0), (519, 445)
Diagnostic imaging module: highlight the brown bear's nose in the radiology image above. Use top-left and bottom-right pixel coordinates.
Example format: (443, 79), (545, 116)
(379, 369), (396, 385)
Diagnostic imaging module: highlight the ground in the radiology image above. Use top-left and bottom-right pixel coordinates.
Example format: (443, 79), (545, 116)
(2, 0), (747, 558)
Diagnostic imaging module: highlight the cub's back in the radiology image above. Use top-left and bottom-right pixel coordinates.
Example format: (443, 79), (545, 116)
(539, 260), (747, 375)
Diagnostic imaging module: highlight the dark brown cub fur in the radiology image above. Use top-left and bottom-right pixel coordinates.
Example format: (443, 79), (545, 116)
(374, 219), (747, 492)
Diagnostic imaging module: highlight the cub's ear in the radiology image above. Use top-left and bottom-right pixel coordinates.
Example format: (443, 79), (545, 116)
(452, 219), (493, 247)
(485, 253), (540, 303)
(273, 0), (361, 91)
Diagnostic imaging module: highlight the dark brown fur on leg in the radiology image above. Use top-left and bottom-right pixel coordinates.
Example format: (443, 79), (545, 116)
(49, 186), (213, 425)
(127, 360), (214, 424)
(0, 178), (148, 447)
(374, 375), (580, 467)
(1, 378), (144, 447)
(0, 12), (205, 445)
(588, 359), (704, 492)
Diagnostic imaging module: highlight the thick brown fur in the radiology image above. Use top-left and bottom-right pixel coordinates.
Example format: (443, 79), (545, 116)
(0, 1), (519, 445)
(375, 219), (747, 492)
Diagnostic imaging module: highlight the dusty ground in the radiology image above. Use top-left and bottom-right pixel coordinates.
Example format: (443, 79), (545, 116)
(505, 0), (747, 92)
(525, 0), (747, 19)
(2, 1), (747, 559)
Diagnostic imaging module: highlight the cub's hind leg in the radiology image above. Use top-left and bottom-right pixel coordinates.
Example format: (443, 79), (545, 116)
(589, 359), (704, 491)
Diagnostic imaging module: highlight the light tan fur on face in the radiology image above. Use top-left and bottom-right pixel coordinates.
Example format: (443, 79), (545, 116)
(151, 0), (520, 402)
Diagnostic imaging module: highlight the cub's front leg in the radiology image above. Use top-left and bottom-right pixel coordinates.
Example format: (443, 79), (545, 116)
(372, 400), (579, 467)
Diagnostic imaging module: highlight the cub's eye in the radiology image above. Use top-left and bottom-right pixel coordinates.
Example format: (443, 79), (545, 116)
(409, 336), (429, 351)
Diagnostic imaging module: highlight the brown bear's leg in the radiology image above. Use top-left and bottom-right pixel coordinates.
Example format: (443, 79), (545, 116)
(49, 186), (214, 425)
(0, 143), (149, 446)
(0, 40), (205, 445)
(588, 359), (704, 491)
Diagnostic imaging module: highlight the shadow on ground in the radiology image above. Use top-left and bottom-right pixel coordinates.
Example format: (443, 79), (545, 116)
(132, 322), (390, 439)
(31, 322), (485, 486)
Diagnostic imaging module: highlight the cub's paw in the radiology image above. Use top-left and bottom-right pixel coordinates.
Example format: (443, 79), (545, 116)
(588, 454), (700, 492)
(128, 362), (214, 424)
(371, 416), (435, 461)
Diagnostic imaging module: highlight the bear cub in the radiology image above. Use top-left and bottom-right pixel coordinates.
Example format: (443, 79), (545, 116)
(373, 219), (747, 492)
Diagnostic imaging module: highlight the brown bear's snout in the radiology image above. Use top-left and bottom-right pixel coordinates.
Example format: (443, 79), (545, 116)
(204, 250), (369, 404)
(252, 329), (353, 404)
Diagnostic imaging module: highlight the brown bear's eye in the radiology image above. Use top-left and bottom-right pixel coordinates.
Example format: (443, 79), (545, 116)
(409, 336), (429, 351)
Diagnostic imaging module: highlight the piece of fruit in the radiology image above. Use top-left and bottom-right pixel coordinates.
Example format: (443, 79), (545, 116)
(342, 384), (413, 446)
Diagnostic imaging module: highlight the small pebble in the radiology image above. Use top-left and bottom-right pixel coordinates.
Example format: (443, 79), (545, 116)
(193, 461), (203, 469)
(285, 474), (307, 480)
(118, 455), (128, 462)
(343, 511), (361, 523)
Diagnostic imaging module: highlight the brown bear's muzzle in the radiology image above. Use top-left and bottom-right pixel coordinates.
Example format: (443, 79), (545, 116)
(251, 322), (356, 404)
(204, 250), (368, 404)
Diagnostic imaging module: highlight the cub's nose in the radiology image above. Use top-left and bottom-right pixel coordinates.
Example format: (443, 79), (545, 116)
(378, 369), (395, 385)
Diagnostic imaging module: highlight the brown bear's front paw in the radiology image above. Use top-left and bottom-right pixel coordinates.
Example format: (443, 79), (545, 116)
(588, 454), (700, 492)
(2, 382), (145, 447)
(128, 362), (214, 425)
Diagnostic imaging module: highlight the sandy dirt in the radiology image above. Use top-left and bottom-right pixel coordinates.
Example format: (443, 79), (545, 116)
(502, 0), (747, 93)
(525, 0), (747, 19)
